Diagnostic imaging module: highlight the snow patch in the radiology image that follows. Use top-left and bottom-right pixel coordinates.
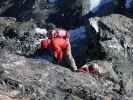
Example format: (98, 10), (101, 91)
(90, 0), (102, 12)
(90, 0), (113, 13)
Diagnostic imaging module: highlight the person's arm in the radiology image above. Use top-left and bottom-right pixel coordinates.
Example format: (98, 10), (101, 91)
(65, 39), (78, 71)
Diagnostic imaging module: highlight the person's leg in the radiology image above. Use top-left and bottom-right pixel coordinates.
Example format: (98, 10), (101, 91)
(52, 56), (60, 64)
(65, 41), (78, 71)
(53, 46), (62, 62)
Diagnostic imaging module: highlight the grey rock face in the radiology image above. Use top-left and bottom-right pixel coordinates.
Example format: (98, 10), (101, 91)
(0, 15), (132, 100)
(0, 50), (123, 100)
(97, 14), (133, 61)
(83, 14), (133, 99)
(85, 14), (133, 74)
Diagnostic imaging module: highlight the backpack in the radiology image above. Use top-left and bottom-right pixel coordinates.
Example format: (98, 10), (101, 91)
(48, 28), (69, 39)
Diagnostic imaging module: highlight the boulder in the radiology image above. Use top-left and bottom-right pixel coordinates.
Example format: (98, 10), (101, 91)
(0, 50), (122, 100)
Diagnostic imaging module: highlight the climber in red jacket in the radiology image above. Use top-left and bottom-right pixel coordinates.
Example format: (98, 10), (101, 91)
(40, 28), (78, 71)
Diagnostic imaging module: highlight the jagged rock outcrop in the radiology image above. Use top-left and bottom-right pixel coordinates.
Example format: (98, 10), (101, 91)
(83, 14), (133, 99)
(87, 14), (133, 67)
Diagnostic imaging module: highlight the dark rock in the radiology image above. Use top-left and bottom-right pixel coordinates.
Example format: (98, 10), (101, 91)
(82, 13), (133, 99)
(85, 14), (133, 66)
(0, 17), (47, 57)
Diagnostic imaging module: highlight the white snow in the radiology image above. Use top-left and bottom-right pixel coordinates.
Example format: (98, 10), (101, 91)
(90, 0), (102, 12)
(90, 0), (132, 12)
(90, 0), (113, 13)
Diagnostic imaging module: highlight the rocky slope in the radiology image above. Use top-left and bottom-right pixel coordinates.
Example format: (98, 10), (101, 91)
(0, 50), (121, 100)
(0, 13), (133, 99)
(87, 14), (133, 73)
(0, 0), (133, 100)
(85, 13), (133, 99)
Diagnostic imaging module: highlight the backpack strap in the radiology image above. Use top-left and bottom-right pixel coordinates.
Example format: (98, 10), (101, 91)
(56, 28), (69, 39)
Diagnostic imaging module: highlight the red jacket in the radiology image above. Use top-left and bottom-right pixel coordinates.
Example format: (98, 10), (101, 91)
(41, 28), (69, 61)
(50, 37), (68, 61)
(41, 37), (68, 61)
